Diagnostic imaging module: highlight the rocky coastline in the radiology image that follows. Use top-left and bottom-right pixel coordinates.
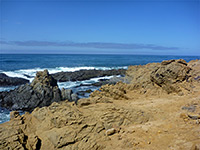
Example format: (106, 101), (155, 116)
(51, 69), (126, 82)
(0, 59), (200, 150)
(0, 68), (126, 111)
(0, 70), (78, 111)
(0, 73), (29, 87)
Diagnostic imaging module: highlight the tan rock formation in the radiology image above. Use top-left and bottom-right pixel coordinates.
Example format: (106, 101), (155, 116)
(0, 59), (200, 150)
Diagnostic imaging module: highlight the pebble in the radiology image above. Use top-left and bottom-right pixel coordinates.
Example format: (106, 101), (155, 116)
(106, 128), (116, 136)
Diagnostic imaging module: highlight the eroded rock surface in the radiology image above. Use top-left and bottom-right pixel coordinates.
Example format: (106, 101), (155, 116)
(0, 100), (150, 150)
(124, 59), (198, 95)
(0, 59), (200, 150)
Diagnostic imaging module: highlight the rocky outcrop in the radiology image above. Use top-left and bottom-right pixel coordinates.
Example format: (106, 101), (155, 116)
(89, 59), (200, 99)
(125, 59), (198, 95)
(0, 70), (78, 111)
(0, 59), (200, 150)
(51, 69), (126, 82)
(0, 73), (29, 86)
(0, 99), (150, 150)
(90, 82), (129, 100)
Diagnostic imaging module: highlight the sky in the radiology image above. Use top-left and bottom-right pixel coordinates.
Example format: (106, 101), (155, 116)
(0, 0), (200, 55)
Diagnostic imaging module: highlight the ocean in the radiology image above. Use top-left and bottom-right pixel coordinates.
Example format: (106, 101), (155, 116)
(0, 54), (199, 123)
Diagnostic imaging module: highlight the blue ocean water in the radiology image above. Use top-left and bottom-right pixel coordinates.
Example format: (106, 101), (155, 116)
(1, 54), (199, 71)
(0, 54), (199, 123)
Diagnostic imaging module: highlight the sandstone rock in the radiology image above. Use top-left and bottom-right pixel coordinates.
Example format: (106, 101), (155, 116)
(188, 59), (200, 82)
(161, 59), (175, 65)
(191, 143), (200, 150)
(10, 111), (20, 120)
(0, 100), (150, 150)
(188, 113), (200, 120)
(31, 69), (57, 87)
(1, 59), (200, 150)
(90, 82), (128, 100)
(125, 59), (197, 95)
(106, 128), (116, 136)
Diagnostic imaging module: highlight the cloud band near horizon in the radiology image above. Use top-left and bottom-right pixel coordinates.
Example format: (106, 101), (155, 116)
(0, 40), (179, 50)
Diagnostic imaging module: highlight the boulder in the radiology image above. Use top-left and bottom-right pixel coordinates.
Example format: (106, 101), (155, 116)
(0, 70), (78, 111)
(61, 88), (72, 100)
(125, 59), (195, 95)
(150, 59), (191, 93)
(0, 73), (29, 86)
(106, 128), (116, 136)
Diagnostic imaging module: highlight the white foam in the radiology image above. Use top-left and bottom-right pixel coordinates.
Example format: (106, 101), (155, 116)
(0, 109), (10, 124)
(1, 66), (127, 82)
(0, 86), (17, 92)
(57, 75), (120, 89)
(58, 81), (81, 89)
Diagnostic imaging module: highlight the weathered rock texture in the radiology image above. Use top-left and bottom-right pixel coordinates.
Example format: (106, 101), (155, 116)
(124, 59), (197, 95)
(0, 59), (200, 150)
(51, 69), (126, 82)
(0, 70), (78, 111)
(0, 73), (29, 86)
(0, 99), (150, 150)
(89, 59), (199, 100)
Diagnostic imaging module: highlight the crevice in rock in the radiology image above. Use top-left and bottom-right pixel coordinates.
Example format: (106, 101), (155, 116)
(21, 134), (28, 150)
(57, 141), (76, 148)
(36, 137), (42, 150)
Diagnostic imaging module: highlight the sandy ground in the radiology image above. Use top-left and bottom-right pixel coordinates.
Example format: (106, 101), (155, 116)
(100, 83), (200, 150)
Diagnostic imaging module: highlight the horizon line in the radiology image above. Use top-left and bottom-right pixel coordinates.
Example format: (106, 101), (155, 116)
(0, 53), (200, 57)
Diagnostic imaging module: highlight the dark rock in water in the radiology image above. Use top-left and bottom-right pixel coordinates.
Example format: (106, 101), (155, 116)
(74, 83), (92, 88)
(91, 76), (128, 87)
(0, 73), (29, 86)
(0, 70), (78, 111)
(23, 74), (34, 78)
(51, 69), (126, 82)
(77, 89), (93, 96)
(71, 93), (78, 102)
(61, 88), (73, 101)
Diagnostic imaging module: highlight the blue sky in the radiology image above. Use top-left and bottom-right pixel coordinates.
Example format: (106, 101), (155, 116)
(0, 0), (199, 55)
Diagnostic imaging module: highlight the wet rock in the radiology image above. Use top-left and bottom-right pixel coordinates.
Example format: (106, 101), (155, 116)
(0, 73), (29, 86)
(0, 70), (77, 111)
(51, 69), (126, 82)
(71, 93), (78, 102)
(77, 89), (93, 96)
(61, 88), (72, 100)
